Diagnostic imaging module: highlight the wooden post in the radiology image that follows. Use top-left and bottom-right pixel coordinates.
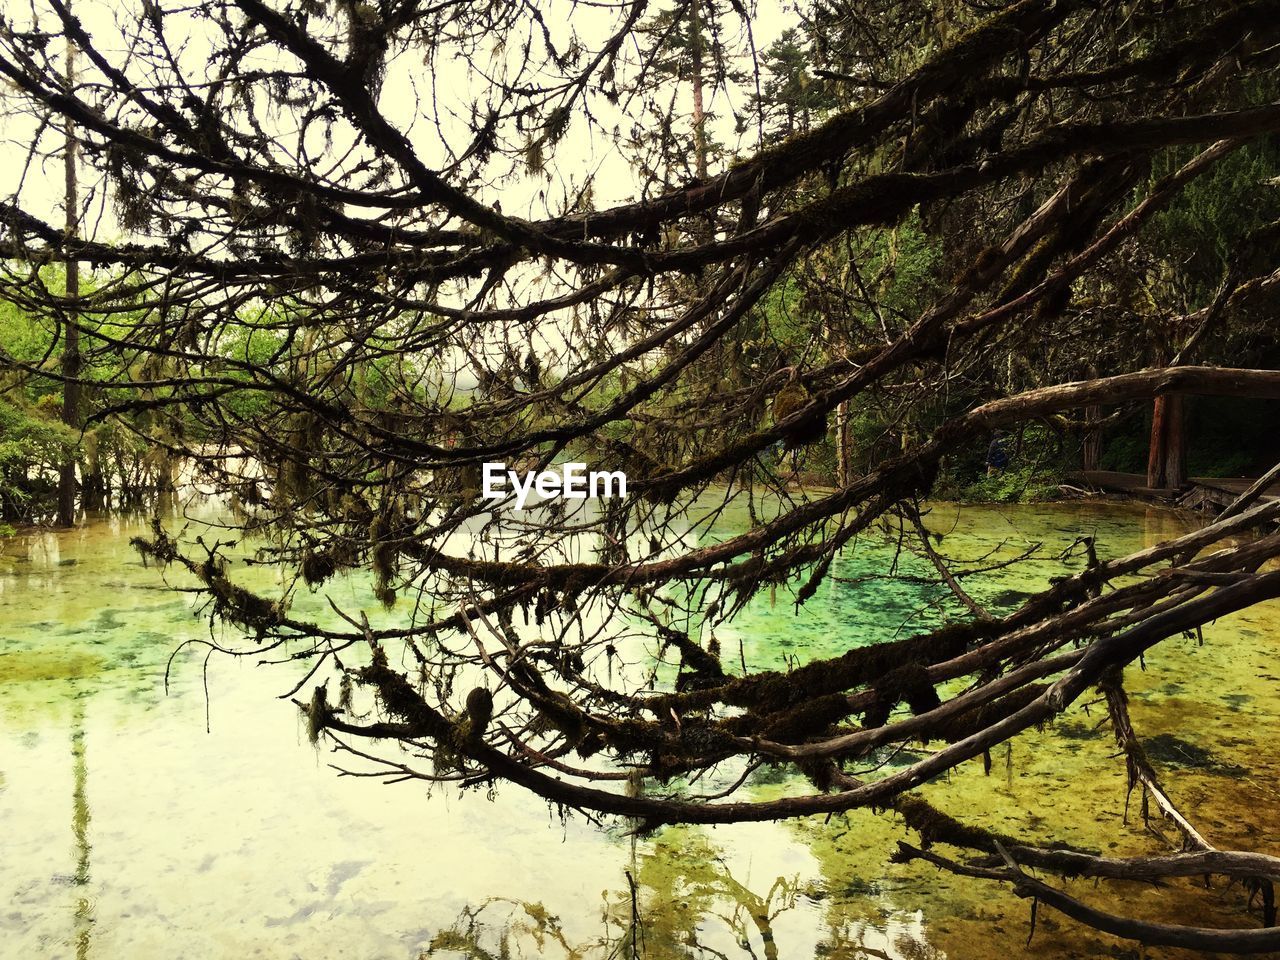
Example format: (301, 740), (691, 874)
(1146, 393), (1188, 490)
(1146, 395), (1167, 489)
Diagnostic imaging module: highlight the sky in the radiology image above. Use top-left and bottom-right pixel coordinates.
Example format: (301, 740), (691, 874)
(0, 0), (807, 391)
(1, 0), (798, 240)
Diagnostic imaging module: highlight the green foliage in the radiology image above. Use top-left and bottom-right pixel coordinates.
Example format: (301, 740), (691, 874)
(1097, 397), (1280, 479)
(0, 269), (205, 516)
(954, 463), (1063, 504)
(865, 211), (944, 320)
(0, 396), (75, 519)
(213, 319), (289, 421)
(754, 29), (839, 138)
(1144, 137), (1280, 307)
(936, 423), (1072, 503)
(1186, 397), (1280, 476)
(640, 1), (732, 83)
(1098, 429), (1146, 474)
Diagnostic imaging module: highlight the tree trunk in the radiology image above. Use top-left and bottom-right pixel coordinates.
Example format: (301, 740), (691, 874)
(688, 0), (709, 182)
(1163, 393), (1187, 489)
(1147, 394), (1188, 490)
(1146, 395), (1167, 488)
(836, 400), (850, 487)
(57, 16), (80, 528)
(1083, 404), (1102, 471)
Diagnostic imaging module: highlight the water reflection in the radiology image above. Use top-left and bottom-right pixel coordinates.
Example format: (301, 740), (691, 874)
(71, 697), (93, 960)
(1, 500), (1278, 959)
(1141, 505), (1188, 549)
(420, 827), (940, 960)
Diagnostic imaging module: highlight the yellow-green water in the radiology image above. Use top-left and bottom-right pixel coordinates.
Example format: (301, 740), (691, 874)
(1, 500), (1278, 959)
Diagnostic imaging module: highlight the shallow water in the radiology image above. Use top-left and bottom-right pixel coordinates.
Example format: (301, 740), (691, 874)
(1, 499), (1278, 959)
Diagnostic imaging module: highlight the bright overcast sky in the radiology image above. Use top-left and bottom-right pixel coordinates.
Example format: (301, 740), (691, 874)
(2, 0), (796, 238)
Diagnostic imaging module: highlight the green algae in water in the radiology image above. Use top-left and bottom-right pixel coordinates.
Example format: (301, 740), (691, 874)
(1142, 733), (1249, 776)
(0, 650), (105, 683)
(1, 500), (1279, 959)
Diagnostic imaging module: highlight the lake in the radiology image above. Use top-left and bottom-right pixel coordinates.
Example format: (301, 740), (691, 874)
(1, 498), (1276, 959)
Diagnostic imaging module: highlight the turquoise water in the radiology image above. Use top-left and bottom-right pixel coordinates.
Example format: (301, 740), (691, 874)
(1, 498), (1277, 958)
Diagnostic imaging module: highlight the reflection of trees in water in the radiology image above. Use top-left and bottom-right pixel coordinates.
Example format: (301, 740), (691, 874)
(423, 898), (583, 959)
(1141, 507), (1187, 551)
(620, 830), (798, 959)
(417, 831), (797, 959)
(418, 828), (943, 959)
(71, 696), (93, 960)
(790, 811), (944, 960)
